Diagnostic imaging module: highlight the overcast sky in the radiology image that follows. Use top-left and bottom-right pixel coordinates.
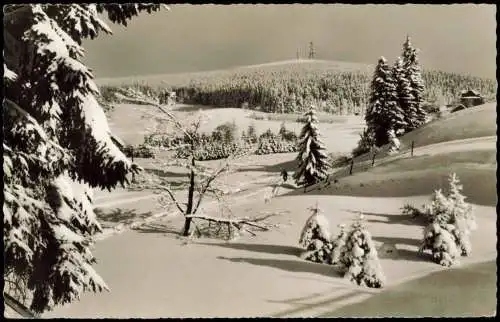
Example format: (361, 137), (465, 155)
(84, 4), (496, 79)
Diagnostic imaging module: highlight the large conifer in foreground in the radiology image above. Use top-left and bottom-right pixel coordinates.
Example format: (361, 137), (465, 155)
(3, 4), (164, 313)
(401, 36), (427, 130)
(365, 57), (406, 147)
(293, 108), (329, 186)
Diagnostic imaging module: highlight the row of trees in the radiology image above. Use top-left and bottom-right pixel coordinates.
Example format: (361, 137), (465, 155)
(365, 37), (427, 147)
(297, 173), (475, 289)
(299, 204), (385, 288)
(172, 70), (370, 114)
(143, 121), (299, 160)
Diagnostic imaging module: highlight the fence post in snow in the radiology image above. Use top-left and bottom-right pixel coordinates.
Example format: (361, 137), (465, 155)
(131, 147), (135, 183)
(411, 141), (415, 157)
(349, 158), (354, 175)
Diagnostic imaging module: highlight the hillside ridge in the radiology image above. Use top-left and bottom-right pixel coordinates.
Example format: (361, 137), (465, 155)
(95, 59), (374, 85)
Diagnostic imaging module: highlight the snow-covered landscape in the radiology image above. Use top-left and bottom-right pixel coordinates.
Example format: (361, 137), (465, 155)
(3, 4), (496, 319)
(39, 102), (496, 318)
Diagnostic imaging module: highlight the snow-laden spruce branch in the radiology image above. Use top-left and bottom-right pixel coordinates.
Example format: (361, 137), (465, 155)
(4, 98), (68, 155)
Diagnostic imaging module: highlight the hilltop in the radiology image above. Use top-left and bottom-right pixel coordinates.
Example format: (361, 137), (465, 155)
(95, 59), (374, 87)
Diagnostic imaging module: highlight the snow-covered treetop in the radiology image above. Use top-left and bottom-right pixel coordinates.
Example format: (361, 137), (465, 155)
(448, 172), (467, 203)
(394, 57), (403, 68)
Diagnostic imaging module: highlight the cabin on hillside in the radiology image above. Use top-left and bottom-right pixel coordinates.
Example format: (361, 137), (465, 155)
(459, 90), (484, 108)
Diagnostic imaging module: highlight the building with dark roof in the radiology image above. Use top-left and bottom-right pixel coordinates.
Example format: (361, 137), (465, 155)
(459, 89), (484, 108)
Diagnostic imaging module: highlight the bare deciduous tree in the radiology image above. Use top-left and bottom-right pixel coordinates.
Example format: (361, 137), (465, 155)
(121, 95), (278, 239)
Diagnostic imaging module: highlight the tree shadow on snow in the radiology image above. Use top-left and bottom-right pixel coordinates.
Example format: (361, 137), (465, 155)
(344, 210), (425, 227)
(128, 179), (189, 192)
(217, 256), (342, 279)
(143, 168), (189, 179)
(235, 159), (297, 174)
(132, 222), (181, 236)
(268, 288), (374, 318)
(197, 242), (302, 256)
(393, 248), (433, 262)
(372, 236), (422, 248)
(94, 208), (152, 224)
(373, 236), (432, 263)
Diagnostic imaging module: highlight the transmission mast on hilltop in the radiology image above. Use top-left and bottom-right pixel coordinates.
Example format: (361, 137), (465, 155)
(296, 48), (300, 60)
(308, 41), (316, 59)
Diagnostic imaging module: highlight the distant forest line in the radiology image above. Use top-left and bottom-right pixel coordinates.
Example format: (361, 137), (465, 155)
(98, 62), (496, 115)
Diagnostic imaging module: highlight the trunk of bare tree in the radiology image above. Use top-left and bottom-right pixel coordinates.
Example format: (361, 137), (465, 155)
(182, 156), (196, 236)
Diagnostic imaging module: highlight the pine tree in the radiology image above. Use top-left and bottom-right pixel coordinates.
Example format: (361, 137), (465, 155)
(298, 204), (335, 264)
(420, 223), (461, 267)
(365, 57), (406, 147)
(448, 173), (476, 232)
(392, 57), (414, 136)
(333, 216), (385, 288)
(419, 173), (475, 265)
(401, 36), (427, 131)
(293, 108), (329, 186)
(3, 4), (164, 314)
(299, 203), (331, 248)
(446, 173), (475, 255)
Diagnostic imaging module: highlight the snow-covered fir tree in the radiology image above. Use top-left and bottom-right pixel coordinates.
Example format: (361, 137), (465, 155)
(332, 215), (385, 288)
(419, 173), (475, 266)
(392, 57), (414, 136)
(365, 57), (406, 147)
(298, 203), (333, 264)
(293, 108), (329, 186)
(448, 172), (476, 232)
(422, 189), (453, 224)
(420, 223), (461, 267)
(3, 4), (164, 314)
(446, 173), (475, 256)
(401, 36), (427, 131)
(330, 224), (349, 265)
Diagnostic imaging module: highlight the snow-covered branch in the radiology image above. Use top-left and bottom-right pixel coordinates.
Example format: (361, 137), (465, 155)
(116, 94), (193, 142)
(154, 184), (186, 214)
(4, 98), (68, 155)
(192, 162), (230, 214)
(185, 214), (270, 231)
